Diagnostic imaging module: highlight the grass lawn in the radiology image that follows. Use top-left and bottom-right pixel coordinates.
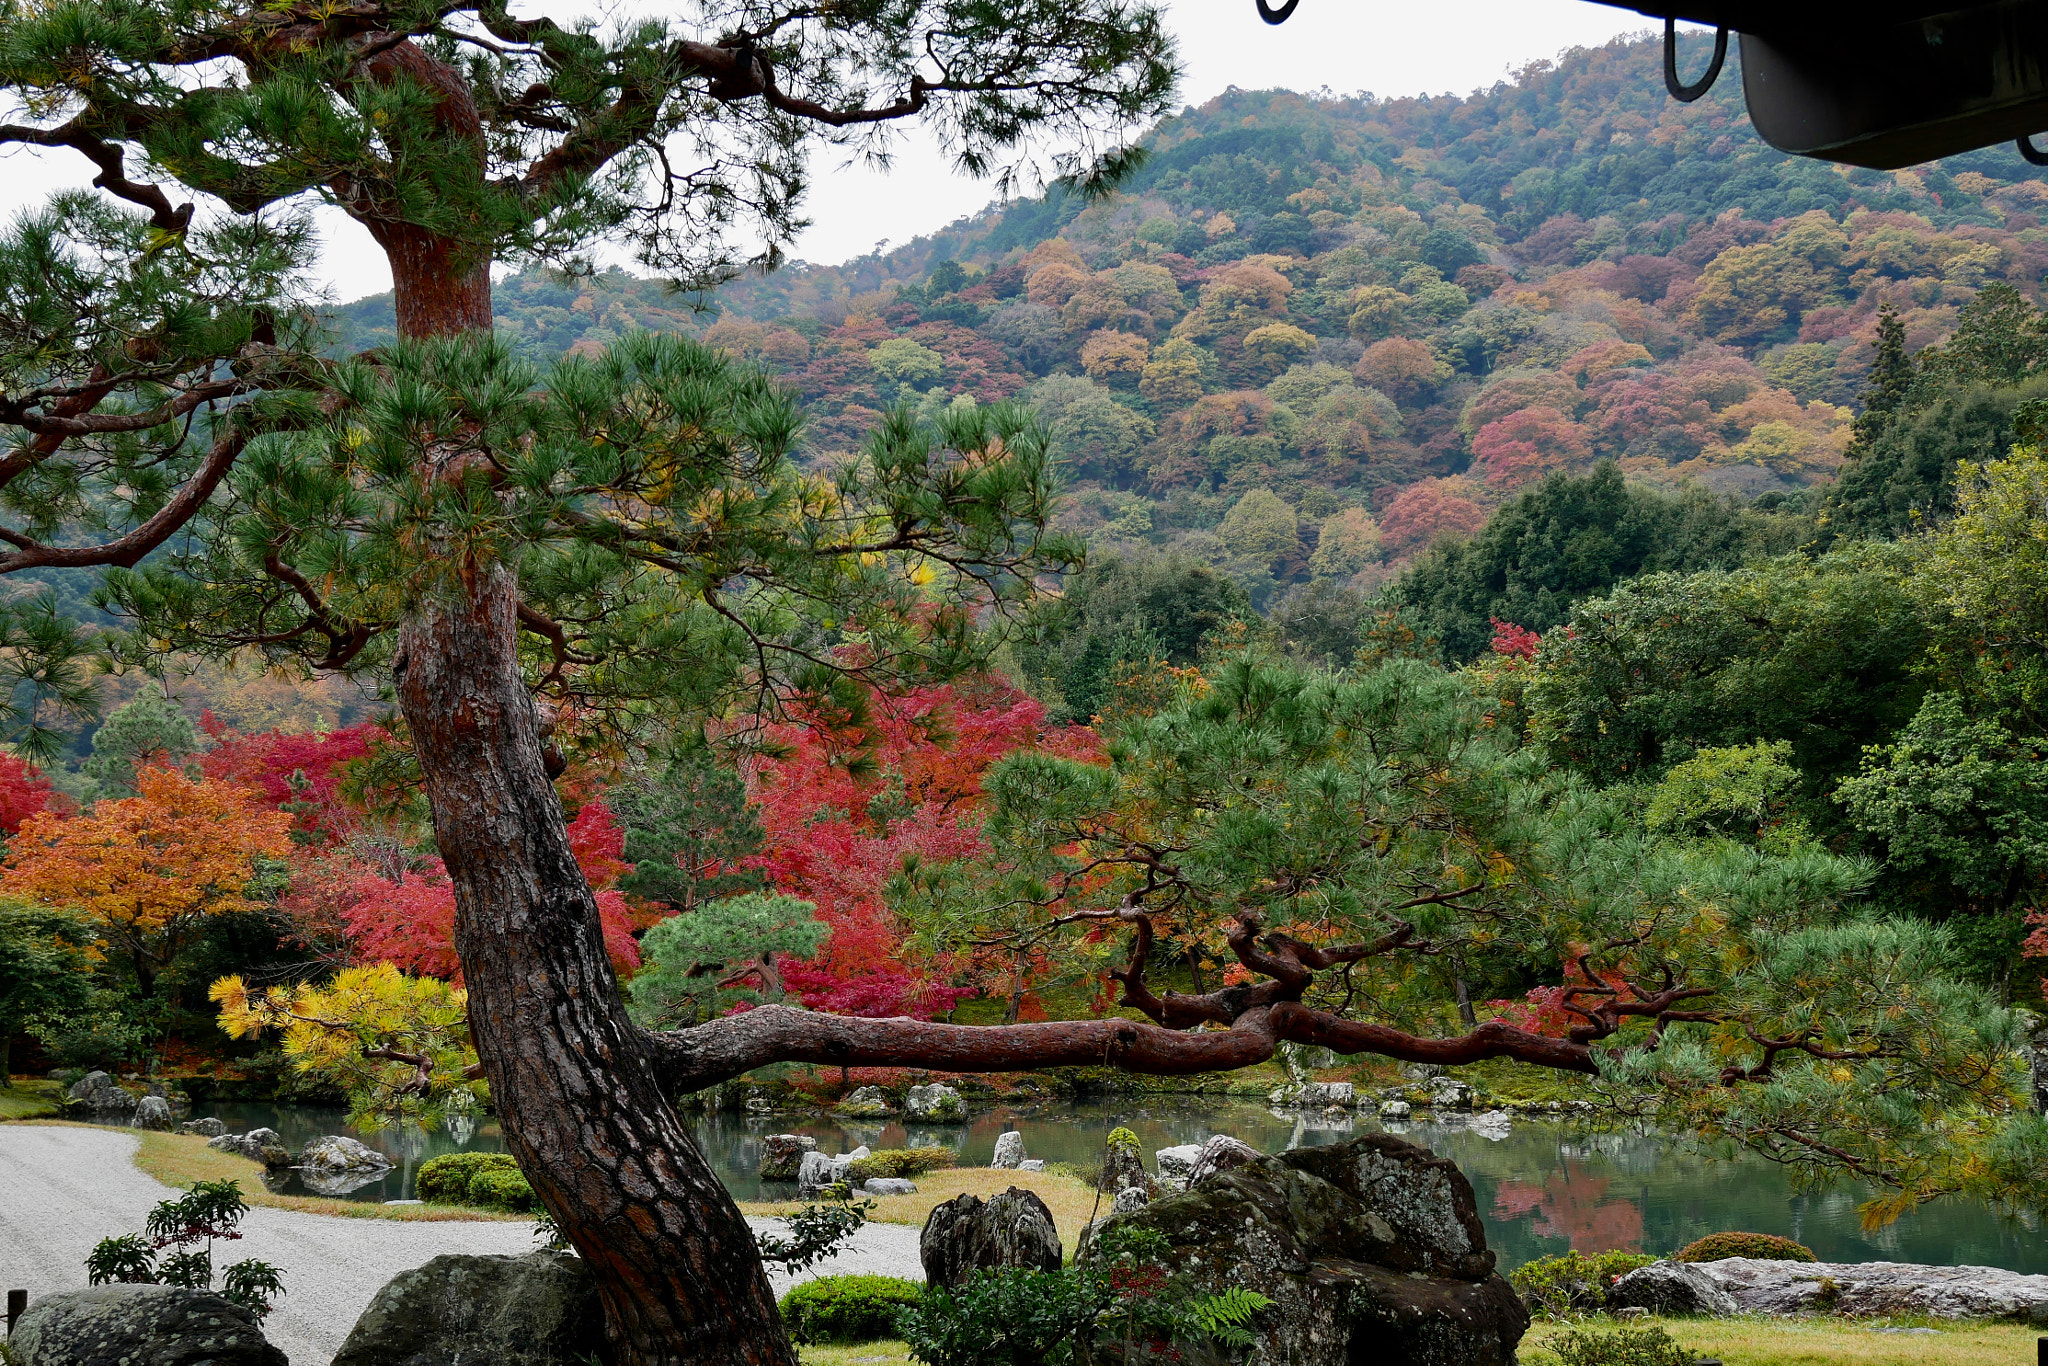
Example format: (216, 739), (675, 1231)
(26, 1120), (520, 1223)
(793, 1317), (2048, 1365)
(1525, 1314), (2044, 1365)
(0, 1079), (62, 1119)
(796, 1345), (914, 1365)
(739, 1165), (1106, 1250)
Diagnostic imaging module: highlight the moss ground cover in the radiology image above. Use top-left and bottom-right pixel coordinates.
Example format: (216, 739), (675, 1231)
(1524, 1315), (2040, 1366)
(0, 1080), (61, 1119)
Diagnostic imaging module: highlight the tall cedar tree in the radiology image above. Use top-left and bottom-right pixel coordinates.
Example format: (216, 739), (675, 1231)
(0, 2), (1171, 1360)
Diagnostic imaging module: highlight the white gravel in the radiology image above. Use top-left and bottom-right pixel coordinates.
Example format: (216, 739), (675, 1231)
(0, 1125), (924, 1365)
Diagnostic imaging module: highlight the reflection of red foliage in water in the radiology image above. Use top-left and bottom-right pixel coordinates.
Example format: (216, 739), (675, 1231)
(1491, 1169), (1644, 1253)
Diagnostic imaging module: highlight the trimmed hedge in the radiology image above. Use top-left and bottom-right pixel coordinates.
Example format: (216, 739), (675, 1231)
(1674, 1232), (1815, 1264)
(1508, 1251), (1657, 1317)
(844, 1147), (956, 1183)
(778, 1274), (923, 1344)
(417, 1152), (537, 1211)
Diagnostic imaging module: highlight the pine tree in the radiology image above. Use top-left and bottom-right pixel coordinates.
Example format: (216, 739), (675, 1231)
(0, 2), (1171, 1359)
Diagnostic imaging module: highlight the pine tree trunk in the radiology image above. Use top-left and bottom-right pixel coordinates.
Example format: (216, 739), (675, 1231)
(388, 248), (795, 1365)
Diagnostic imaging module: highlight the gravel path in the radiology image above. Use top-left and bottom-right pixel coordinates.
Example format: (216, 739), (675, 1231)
(0, 1125), (924, 1365)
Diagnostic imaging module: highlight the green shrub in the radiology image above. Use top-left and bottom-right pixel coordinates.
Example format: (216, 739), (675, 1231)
(845, 1147), (956, 1183)
(1673, 1232), (1815, 1264)
(468, 1167), (538, 1212)
(1510, 1251), (1657, 1317)
(417, 1152), (524, 1206)
(778, 1274), (923, 1344)
(1544, 1322), (1694, 1366)
(896, 1268), (1100, 1366)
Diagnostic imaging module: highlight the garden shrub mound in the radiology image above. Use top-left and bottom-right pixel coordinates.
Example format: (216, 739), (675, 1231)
(844, 1147), (955, 1184)
(1674, 1232), (1816, 1264)
(1510, 1251), (1658, 1317)
(777, 1274), (923, 1344)
(416, 1152), (538, 1212)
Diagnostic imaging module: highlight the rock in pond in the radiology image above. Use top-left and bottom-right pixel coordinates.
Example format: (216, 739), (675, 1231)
(921, 1187), (1063, 1290)
(64, 1072), (136, 1116)
(301, 1134), (391, 1172)
(836, 1085), (895, 1118)
(332, 1251), (601, 1366)
(759, 1133), (817, 1181)
(1426, 1078), (1474, 1110)
(990, 1130), (1026, 1169)
(1379, 1100), (1412, 1119)
(1606, 1260), (1739, 1317)
(180, 1117), (227, 1138)
(1184, 1133), (1260, 1187)
(12, 1284), (286, 1366)
(1271, 1081), (1357, 1109)
(207, 1128), (292, 1168)
(1691, 1258), (2048, 1321)
(1079, 1133), (1528, 1366)
(903, 1082), (966, 1123)
(865, 1177), (918, 1196)
(795, 1150), (838, 1193)
(131, 1095), (174, 1131)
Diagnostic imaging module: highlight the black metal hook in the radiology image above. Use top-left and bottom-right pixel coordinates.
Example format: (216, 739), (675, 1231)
(1664, 18), (1729, 102)
(1256, 0), (1300, 24)
(2020, 134), (2048, 166)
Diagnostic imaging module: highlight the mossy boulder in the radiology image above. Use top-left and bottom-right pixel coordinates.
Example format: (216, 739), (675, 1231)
(1080, 1133), (1528, 1366)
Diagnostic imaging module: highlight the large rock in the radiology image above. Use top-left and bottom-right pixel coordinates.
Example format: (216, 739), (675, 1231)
(903, 1083), (965, 1123)
(759, 1133), (817, 1181)
(920, 1187), (1063, 1290)
(1080, 1133), (1528, 1366)
(835, 1086), (895, 1118)
(795, 1150), (838, 1193)
(991, 1130), (1026, 1169)
(1426, 1078), (1474, 1111)
(1101, 1130), (1149, 1194)
(132, 1095), (174, 1131)
(206, 1129), (292, 1168)
(1271, 1081), (1357, 1110)
(1607, 1260), (1740, 1317)
(12, 1284), (286, 1366)
(301, 1135), (391, 1173)
(1155, 1143), (1204, 1190)
(331, 1251), (601, 1366)
(1691, 1258), (2048, 1320)
(65, 1072), (136, 1116)
(1185, 1134), (1260, 1187)
(180, 1118), (227, 1138)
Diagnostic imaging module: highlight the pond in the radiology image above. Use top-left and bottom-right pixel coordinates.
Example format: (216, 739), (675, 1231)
(194, 1098), (2048, 1272)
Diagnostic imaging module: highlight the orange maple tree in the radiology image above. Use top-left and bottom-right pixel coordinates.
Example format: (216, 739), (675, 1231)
(4, 768), (293, 995)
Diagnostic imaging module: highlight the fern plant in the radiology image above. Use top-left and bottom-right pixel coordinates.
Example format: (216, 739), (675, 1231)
(1186, 1287), (1274, 1347)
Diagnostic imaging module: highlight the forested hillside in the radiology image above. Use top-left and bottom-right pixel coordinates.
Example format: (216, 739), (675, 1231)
(322, 31), (2048, 627)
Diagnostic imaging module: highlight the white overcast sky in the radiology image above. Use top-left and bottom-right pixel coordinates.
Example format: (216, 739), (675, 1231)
(0, 0), (1664, 302)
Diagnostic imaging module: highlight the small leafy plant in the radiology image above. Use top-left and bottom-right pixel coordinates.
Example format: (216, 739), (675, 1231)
(755, 1185), (876, 1276)
(1544, 1321), (1695, 1366)
(85, 1180), (285, 1319)
(1510, 1250), (1658, 1317)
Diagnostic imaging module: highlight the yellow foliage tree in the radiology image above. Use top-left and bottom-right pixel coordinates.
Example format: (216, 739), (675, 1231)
(213, 964), (482, 1126)
(5, 768), (292, 996)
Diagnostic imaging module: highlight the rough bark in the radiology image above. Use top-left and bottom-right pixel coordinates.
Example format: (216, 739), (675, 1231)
(375, 41), (795, 1357)
(397, 566), (795, 1366)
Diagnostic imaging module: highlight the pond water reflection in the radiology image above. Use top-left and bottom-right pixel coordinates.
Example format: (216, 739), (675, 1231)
(200, 1099), (2048, 1272)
